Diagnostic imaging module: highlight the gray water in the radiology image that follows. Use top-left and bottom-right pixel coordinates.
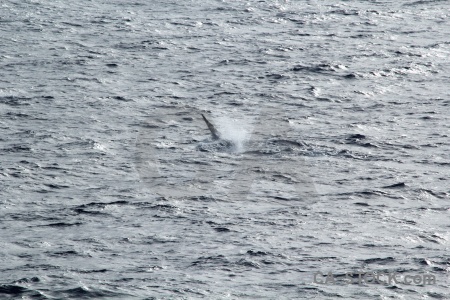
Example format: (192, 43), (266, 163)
(1, 0), (449, 299)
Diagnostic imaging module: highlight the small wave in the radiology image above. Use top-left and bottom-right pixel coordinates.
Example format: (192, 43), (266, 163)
(0, 283), (50, 299)
(382, 182), (407, 189)
(0, 96), (32, 106)
(54, 286), (126, 299)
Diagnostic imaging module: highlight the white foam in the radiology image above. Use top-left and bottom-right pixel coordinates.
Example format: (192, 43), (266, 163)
(214, 114), (253, 153)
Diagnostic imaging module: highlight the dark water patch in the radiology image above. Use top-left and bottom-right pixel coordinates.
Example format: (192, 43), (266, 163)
(110, 96), (132, 102)
(191, 255), (229, 267)
(286, 18), (307, 26)
(143, 203), (179, 212)
(341, 135), (390, 150)
(338, 189), (396, 200)
(346, 134), (366, 141)
(6, 211), (61, 223)
(0, 285), (44, 299)
(360, 257), (395, 265)
(426, 292), (446, 299)
(36, 189), (53, 194)
(73, 200), (129, 213)
(39, 162), (64, 171)
(19, 264), (61, 272)
(403, 219), (417, 225)
(247, 250), (269, 256)
(226, 100), (244, 106)
(419, 234), (446, 244)
(333, 149), (371, 160)
(268, 139), (306, 148)
(392, 50), (424, 57)
(43, 183), (70, 189)
(359, 142), (379, 148)
(16, 253), (33, 259)
(400, 144), (420, 150)
(385, 285), (402, 290)
(58, 139), (97, 149)
(418, 207), (449, 212)
(214, 227), (231, 232)
(343, 73), (360, 79)
(382, 182), (406, 189)
(212, 91), (239, 97)
(271, 195), (291, 201)
(384, 142), (421, 150)
(260, 260), (276, 265)
(188, 195), (221, 202)
(421, 115), (436, 120)
(265, 73), (290, 80)
(420, 144), (440, 148)
(113, 42), (148, 50)
(367, 103), (386, 110)
(403, 0), (448, 7)
(5, 112), (31, 118)
(329, 9), (360, 16)
(414, 258), (433, 266)
(41, 222), (83, 227)
(214, 6), (239, 11)
(77, 269), (109, 274)
(47, 250), (80, 257)
(142, 236), (178, 245)
(291, 63), (346, 74)
(13, 277), (40, 284)
(8, 171), (26, 178)
(2, 145), (33, 152)
(350, 33), (375, 39)
(54, 286), (124, 299)
(170, 21), (197, 27)
(138, 122), (161, 129)
(315, 97), (335, 102)
(297, 256), (339, 262)
(68, 77), (103, 83)
(18, 160), (40, 168)
(61, 21), (84, 27)
(0, 96), (32, 106)
(72, 208), (110, 216)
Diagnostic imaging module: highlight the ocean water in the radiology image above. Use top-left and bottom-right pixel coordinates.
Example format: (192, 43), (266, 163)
(1, 0), (449, 299)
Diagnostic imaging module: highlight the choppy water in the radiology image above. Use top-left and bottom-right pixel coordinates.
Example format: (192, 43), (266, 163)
(1, 0), (449, 299)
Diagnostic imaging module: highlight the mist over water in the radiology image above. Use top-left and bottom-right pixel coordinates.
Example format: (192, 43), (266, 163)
(1, 0), (449, 299)
(214, 114), (253, 153)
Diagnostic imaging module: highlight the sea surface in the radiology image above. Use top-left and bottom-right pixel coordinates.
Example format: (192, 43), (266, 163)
(1, 0), (449, 299)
